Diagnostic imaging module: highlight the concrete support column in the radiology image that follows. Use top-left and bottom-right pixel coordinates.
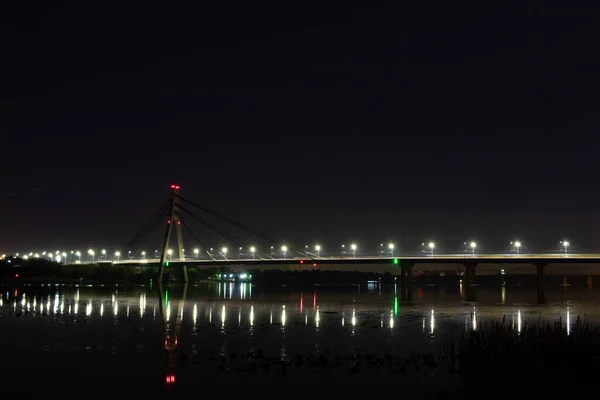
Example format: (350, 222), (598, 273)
(536, 263), (546, 304)
(464, 263), (477, 285)
(463, 263), (477, 302)
(400, 263), (414, 301)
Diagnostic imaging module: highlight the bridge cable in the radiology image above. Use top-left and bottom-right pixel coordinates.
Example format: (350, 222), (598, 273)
(129, 207), (170, 258)
(177, 204), (245, 249)
(174, 212), (210, 253)
(177, 196), (314, 259)
(123, 198), (171, 254)
(177, 196), (278, 243)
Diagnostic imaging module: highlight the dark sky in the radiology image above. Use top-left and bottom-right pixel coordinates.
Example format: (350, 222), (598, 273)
(3, 2), (600, 255)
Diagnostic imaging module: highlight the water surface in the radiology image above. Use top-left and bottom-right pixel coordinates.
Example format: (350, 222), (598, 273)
(1, 282), (598, 395)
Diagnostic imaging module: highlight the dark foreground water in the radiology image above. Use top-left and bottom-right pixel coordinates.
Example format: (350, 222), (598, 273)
(1, 281), (599, 396)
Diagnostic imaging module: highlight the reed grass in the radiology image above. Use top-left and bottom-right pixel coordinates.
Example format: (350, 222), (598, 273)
(444, 316), (600, 396)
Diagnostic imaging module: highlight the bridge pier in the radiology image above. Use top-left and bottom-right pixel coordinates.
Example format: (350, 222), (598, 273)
(536, 263), (546, 304)
(463, 263), (477, 302)
(400, 263), (414, 301)
(464, 263), (477, 285)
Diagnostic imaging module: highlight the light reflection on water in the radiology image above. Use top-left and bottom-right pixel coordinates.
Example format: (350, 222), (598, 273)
(1, 282), (600, 391)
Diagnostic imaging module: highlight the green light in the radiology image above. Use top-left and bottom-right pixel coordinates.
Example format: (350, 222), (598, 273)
(394, 296), (398, 316)
(165, 261), (169, 267)
(165, 290), (168, 305)
(393, 258), (399, 265)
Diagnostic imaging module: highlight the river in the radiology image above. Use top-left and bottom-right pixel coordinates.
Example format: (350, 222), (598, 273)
(1, 281), (598, 395)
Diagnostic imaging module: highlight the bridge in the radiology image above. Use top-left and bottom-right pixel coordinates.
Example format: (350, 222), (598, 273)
(9, 185), (599, 303)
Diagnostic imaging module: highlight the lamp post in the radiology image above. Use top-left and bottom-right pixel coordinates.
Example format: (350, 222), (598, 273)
(561, 241), (569, 255)
(315, 245), (321, 258)
(511, 241), (521, 255)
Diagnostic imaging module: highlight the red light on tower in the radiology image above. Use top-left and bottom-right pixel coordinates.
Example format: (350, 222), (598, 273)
(299, 260), (304, 264)
(170, 185), (176, 189)
(166, 374), (176, 384)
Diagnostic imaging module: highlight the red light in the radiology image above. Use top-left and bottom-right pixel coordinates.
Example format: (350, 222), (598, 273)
(177, 221), (180, 225)
(170, 185), (176, 189)
(167, 220), (171, 224)
(175, 186), (180, 189)
(299, 260), (304, 264)
(15, 274), (18, 278)
(166, 374), (175, 384)
(313, 263), (317, 267)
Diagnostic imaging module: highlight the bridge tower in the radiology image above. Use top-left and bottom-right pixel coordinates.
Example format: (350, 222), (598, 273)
(158, 184), (187, 282)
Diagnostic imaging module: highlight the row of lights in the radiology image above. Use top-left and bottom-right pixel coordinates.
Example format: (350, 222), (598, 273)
(2, 240), (572, 263)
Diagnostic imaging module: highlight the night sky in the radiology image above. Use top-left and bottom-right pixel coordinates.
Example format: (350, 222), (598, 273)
(4, 2), (600, 255)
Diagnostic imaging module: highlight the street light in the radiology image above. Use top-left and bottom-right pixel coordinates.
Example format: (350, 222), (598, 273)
(428, 242), (435, 256)
(221, 247), (228, 259)
(470, 241), (476, 256)
(141, 251), (146, 259)
(250, 246), (256, 259)
(101, 249), (106, 260)
(315, 245), (321, 258)
(341, 244), (345, 258)
(75, 251), (81, 262)
(561, 241), (569, 255)
(194, 248), (199, 260)
(62, 252), (67, 264)
(87, 249), (95, 261)
(115, 251), (121, 261)
(351, 243), (357, 258)
(281, 245), (287, 259)
(167, 249), (173, 260)
(511, 241), (521, 255)
(388, 243), (394, 257)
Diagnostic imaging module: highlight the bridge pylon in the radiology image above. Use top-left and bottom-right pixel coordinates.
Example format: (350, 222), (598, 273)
(158, 184), (188, 282)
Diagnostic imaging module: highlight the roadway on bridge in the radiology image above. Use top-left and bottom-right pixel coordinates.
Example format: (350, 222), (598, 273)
(70, 253), (600, 266)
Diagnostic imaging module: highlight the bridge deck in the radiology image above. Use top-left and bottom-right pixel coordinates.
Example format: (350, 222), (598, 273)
(70, 254), (600, 266)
